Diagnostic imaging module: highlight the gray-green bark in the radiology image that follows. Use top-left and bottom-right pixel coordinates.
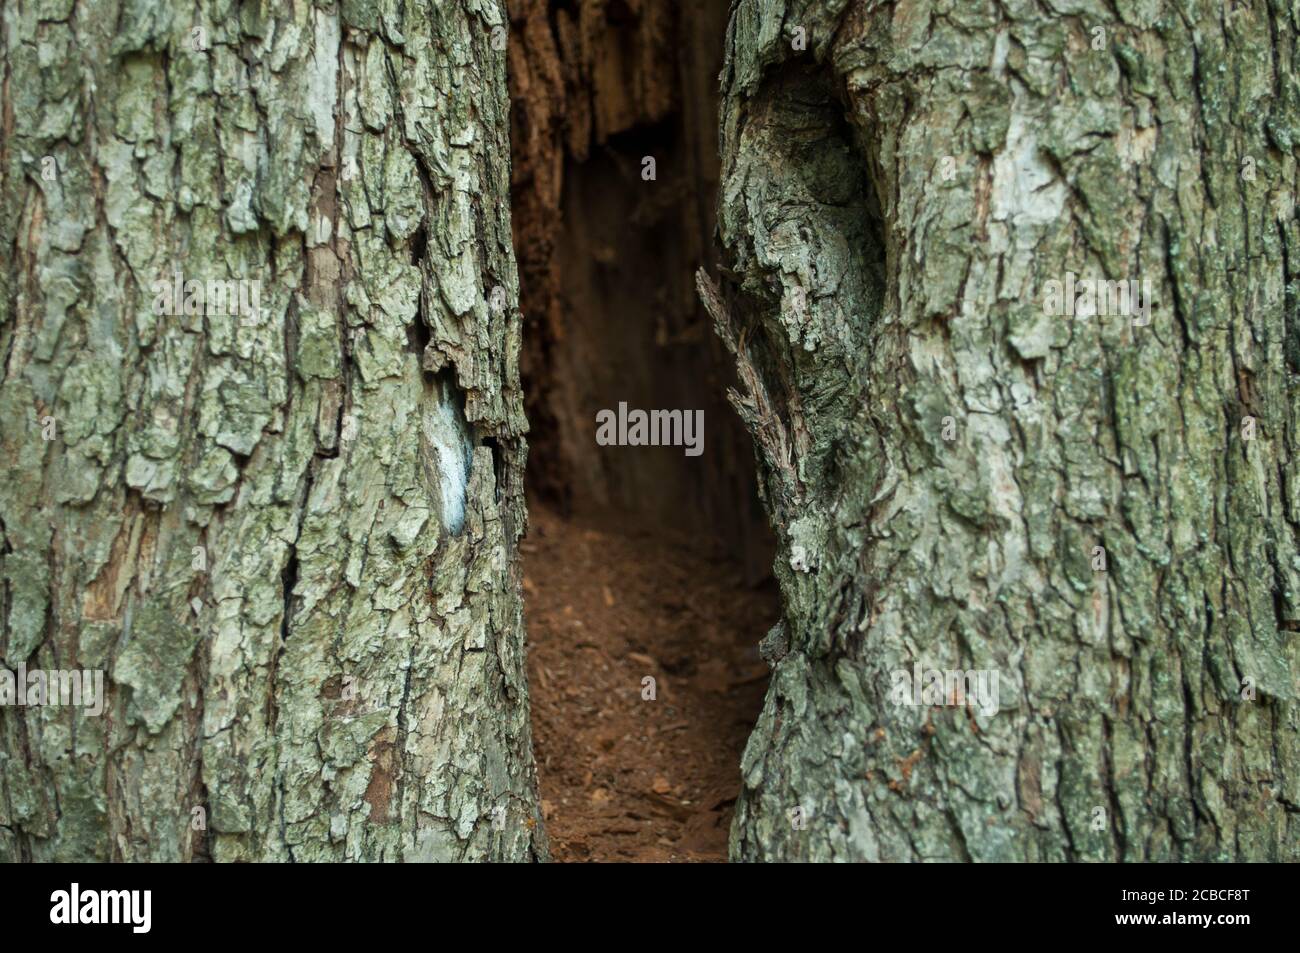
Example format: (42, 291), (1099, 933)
(0, 0), (546, 861)
(709, 0), (1300, 861)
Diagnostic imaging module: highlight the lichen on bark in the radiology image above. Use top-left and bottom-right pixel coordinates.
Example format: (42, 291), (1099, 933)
(711, 0), (1299, 861)
(1, 0), (546, 861)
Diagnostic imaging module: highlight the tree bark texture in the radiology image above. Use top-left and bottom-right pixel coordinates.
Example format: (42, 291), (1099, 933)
(0, 0), (546, 861)
(708, 0), (1300, 861)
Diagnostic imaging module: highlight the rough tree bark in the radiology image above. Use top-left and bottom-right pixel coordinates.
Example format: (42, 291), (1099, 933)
(706, 0), (1300, 861)
(0, 0), (546, 861)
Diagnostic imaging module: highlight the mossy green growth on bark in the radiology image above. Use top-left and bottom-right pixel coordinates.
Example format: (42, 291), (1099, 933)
(713, 0), (1299, 862)
(0, 0), (545, 861)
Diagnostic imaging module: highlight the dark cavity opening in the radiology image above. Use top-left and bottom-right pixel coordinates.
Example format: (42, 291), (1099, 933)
(507, 0), (777, 862)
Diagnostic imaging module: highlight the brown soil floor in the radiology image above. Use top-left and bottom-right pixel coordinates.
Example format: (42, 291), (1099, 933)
(522, 501), (778, 862)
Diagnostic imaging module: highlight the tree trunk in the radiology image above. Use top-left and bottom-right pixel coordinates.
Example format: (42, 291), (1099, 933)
(708, 0), (1300, 861)
(0, 0), (546, 861)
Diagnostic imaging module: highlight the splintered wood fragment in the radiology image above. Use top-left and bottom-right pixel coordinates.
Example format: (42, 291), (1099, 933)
(695, 267), (801, 507)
